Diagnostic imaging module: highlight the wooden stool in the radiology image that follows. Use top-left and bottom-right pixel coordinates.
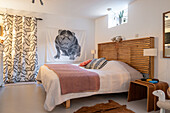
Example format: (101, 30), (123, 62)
(127, 80), (169, 112)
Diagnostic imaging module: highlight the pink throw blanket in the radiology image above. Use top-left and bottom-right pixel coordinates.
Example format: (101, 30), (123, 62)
(44, 64), (100, 95)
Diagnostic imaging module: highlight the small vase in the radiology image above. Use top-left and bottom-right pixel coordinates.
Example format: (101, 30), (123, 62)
(119, 17), (122, 25)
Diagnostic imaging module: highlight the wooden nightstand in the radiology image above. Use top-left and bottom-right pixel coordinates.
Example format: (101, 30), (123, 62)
(127, 80), (169, 112)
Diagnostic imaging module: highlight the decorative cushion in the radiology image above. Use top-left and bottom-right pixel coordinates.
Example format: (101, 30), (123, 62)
(85, 58), (107, 69)
(79, 60), (92, 67)
(85, 58), (98, 69)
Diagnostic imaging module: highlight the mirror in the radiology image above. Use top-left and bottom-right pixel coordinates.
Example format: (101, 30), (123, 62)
(163, 11), (170, 58)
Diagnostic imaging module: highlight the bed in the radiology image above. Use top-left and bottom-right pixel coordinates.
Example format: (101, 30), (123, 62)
(37, 37), (155, 111)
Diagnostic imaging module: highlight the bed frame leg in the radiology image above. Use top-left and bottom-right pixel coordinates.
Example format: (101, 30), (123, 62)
(63, 100), (70, 109)
(36, 80), (42, 84)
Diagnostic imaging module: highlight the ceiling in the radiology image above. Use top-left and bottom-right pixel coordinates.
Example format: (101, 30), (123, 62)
(0, 0), (135, 19)
(46, 0), (134, 19)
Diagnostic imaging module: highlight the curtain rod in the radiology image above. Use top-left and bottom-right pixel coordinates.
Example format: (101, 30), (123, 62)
(0, 13), (43, 21)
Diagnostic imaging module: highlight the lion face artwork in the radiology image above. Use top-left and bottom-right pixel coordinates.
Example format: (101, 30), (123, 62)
(54, 30), (81, 60)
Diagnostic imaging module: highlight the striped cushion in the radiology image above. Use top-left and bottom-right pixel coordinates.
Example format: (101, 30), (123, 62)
(85, 58), (98, 69)
(96, 59), (107, 69)
(85, 58), (107, 69)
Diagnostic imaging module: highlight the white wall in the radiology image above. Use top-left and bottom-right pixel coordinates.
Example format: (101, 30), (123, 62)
(95, 0), (170, 85)
(37, 14), (94, 66)
(0, 1), (95, 67)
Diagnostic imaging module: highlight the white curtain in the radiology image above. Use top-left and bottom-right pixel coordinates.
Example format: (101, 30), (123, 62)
(3, 14), (38, 83)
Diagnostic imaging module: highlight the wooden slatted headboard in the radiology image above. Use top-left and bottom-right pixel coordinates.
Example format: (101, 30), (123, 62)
(98, 37), (154, 79)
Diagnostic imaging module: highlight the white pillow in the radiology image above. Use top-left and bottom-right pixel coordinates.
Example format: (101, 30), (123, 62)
(101, 60), (143, 81)
(100, 60), (125, 72)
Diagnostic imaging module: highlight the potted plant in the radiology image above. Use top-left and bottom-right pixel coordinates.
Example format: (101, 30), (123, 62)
(119, 10), (124, 24)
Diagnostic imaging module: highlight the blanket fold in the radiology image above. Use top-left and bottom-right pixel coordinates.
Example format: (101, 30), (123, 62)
(44, 64), (100, 95)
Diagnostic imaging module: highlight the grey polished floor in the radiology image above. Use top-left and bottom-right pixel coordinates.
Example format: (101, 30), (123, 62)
(0, 83), (161, 113)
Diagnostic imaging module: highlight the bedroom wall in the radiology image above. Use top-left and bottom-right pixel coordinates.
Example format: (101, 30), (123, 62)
(0, 1), (95, 67)
(38, 14), (94, 66)
(95, 0), (170, 85)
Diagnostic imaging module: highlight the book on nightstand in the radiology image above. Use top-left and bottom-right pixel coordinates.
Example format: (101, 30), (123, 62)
(138, 78), (159, 84)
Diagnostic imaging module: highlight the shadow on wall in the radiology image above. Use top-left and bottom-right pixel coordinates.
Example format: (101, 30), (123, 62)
(154, 37), (158, 79)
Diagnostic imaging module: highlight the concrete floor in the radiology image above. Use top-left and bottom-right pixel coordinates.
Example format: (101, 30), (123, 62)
(0, 83), (163, 113)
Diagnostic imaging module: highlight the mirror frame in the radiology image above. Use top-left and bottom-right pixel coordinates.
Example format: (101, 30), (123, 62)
(163, 11), (170, 58)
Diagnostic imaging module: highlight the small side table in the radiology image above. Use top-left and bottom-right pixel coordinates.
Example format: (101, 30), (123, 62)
(127, 80), (169, 112)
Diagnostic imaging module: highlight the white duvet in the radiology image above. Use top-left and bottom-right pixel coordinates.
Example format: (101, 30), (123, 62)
(36, 61), (132, 111)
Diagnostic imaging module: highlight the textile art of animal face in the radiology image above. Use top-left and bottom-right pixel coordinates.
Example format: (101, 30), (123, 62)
(54, 30), (81, 60)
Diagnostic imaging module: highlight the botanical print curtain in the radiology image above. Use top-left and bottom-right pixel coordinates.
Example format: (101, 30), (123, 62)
(3, 14), (38, 83)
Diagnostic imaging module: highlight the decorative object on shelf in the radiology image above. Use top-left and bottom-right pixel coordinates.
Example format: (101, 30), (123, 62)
(117, 36), (123, 42)
(111, 36), (123, 42)
(119, 10), (124, 24)
(32, 0), (43, 5)
(91, 50), (96, 59)
(111, 37), (116, 42)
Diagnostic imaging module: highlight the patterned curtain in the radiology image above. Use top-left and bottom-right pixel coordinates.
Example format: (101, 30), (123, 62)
(3, 14), (38, 83)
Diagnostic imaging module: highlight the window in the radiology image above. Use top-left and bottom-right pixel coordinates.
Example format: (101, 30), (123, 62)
(108, 8), (128, 28)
